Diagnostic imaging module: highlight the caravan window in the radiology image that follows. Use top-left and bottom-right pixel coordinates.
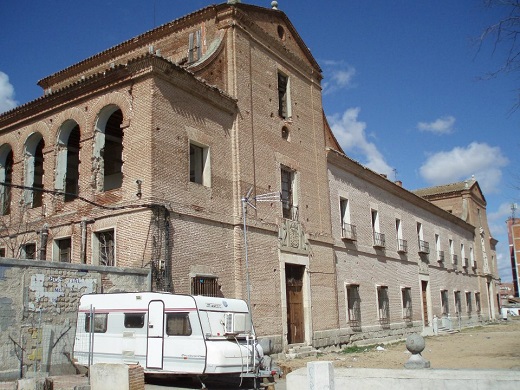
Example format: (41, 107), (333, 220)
(166, 313), (192, 336)
(124, 313), (145, 328)
(85, 313), (108, 333)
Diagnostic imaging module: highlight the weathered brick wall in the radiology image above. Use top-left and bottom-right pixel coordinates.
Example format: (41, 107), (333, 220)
(0, 258), (149, 381)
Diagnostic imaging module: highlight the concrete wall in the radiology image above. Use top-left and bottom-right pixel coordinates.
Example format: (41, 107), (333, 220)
(0, 258), (149, 381)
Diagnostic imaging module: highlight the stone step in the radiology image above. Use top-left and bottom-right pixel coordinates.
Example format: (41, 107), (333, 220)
(285, 344), (319, 360)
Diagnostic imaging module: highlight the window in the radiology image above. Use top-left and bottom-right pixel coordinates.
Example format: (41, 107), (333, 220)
(191, 276), (219, 297)
(0, 248), (5, 257)
(470, 247), (475, 268)
(94, 230), (115, 266)
(0, 145), (13, 215)
(85, 313), (108, 333)
(449, 239), (457, 266)
(377, 285), (390, 324)
(417, 222), (429, 254)
(281, 166), (297, 219)
(461, 243), (468, 268)
(401, 287), (413, 320)
(55, 238), (71, 263)
(166, 313), (192, 336)
(346, 284), (361, 327)
(454, 291), (461, 315)
(277, 72), (290, 119)
(372, 210), (385, 247)
(281, 126), (289, 140)
(465, 292), (472, 315)
(440, 290), (449, 316)
(23, 133), (45, 208)
(20, 243), (36, 260)
(475, 292), (481, 314)
(396, 219), (407, 252)
(124, 313), (145, 328)
(94, 106), (123, 192)
(340, 198), (356, 240)
(188, 29), (202, 63)
(56, 121), (80, 202)
(189, 142), (210, 186)
(435, 234), (444, 263)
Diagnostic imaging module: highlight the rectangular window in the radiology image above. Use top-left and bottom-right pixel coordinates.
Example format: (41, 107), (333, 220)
(191, 276), (219, 297)
(372, 210), (385, 247)
(454, 291), (461, 315)
(124, 313), (145, 329)
(188, 29), (202, 63)
(377, 285), (390, 323)
(20, 243), (36, 260)
(435, 234), (444, 262)
(346, 284), (361, 327)
(470, 247), (475, 268)
(166, 313), (192, 336)
(55, 238), (71, 263)
(465, 292), (472, 315)
(340, 199), (356, 240)
(461, 243), (468, 268)
(441, 289), (449, 315)
(281, 166), (296, 219)
(278, 72), (290, 119)
(401, 287), (413, 320)
(85, 313), (108, 333)
(396, 218), (407, 252)
(95, 230), (115, 266)
(475, 292), (481, 314)
(189, 142), (210, 186)
(0, 248), (5, 257)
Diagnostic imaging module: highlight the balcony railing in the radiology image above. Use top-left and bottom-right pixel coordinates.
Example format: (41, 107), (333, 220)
(397, 239), (408, 253)
(373, 232), (386, 248)
(341, 223), (357, 241)
(452, 254), (458, 267)
(437, 250), (445, 262)
(418, 240), (430, 254)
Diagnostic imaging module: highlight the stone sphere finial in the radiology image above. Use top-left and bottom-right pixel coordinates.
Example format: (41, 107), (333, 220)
(271, 1), (278, 10)
(404, 333), (430, 369)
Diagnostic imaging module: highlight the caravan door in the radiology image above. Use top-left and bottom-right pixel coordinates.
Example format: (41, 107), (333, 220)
(146, 300), (165, 369)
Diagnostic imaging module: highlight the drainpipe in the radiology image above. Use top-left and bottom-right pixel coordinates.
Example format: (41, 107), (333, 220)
(39, 224), (48, 260)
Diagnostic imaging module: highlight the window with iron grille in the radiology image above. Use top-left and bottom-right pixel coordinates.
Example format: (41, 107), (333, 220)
(346, 284), (361, 327)
(377, 285), (390, 323)
(401, 287), (413, 320)
(191, 276), (219, 297)
(340, 198), (356, 240)
(281, 166), (296, 219)
(95, 230), (115, 266)
(465, 292), (472, 315)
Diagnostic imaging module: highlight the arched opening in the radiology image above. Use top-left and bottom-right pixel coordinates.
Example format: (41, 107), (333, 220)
(0, 144), (13, 215)
(56, 120), (80, 201)
(94, 106), (123, 191)
(24, 133), (45, 208)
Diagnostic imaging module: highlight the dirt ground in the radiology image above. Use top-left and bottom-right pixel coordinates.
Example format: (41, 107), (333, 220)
(277, 318), (520, 375)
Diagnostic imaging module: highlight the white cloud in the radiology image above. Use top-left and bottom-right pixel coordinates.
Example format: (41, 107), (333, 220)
(417, 115), (455, 134)
(419, 142), (508, 194)
(328, 107), (393, 177)
(0, 71), (17, 114)
(321, 60), (356, 95)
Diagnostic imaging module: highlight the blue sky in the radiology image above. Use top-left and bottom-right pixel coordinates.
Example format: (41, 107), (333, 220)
(0, 1), (518, 282)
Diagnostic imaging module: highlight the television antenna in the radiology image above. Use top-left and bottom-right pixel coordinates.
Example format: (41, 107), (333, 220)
(241, 187), (281, 322)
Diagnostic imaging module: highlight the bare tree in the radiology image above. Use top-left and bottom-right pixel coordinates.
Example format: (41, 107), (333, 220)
(0, 203), (35, 259)
(478, 0), (520, 111)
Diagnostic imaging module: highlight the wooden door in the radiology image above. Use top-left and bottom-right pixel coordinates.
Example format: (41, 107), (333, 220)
(421, 281), (429, 326)
(286, 264), (305, 344)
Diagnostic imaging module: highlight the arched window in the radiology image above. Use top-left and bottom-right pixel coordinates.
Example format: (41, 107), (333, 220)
(56, 121), (80, 201)
(0, 144), (13, 215)
(24, 133), (45, 208)
(94, 106), (123, 191)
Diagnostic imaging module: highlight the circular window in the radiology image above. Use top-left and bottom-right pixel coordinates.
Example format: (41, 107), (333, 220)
(281, 126), (289, 140)
(277, 25), (285, 40)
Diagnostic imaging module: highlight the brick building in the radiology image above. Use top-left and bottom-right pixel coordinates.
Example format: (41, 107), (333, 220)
(506, 217), (520, 297)
(0, 0), (499, 360)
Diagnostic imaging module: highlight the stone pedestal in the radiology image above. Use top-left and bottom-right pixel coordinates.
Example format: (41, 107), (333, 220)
(404, 333), (430, 369)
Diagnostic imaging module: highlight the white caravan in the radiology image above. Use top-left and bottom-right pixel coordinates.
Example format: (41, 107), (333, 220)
(73, 292), (272, 381)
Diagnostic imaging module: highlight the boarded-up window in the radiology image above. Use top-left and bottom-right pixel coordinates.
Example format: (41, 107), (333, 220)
(56, 238), (71, 263)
